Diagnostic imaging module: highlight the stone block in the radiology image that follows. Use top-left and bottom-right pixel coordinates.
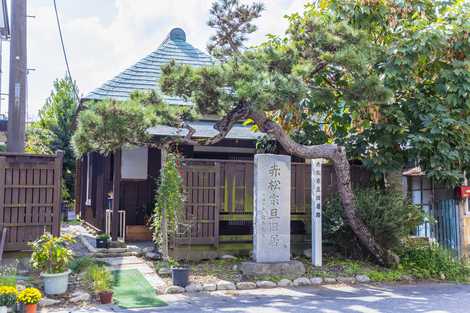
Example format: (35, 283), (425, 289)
(239, 260), (305, 279)
(310, 277), (323, 285)
(256, 281), (276, 288)
(323, 277), (337, 284)
(293, 277), (311, 287)
(202, 283), (217, 291)
(277, 279), (292, 287)
(216, 280), (236, 290)
(40, 298), (61, 307)
(165, 286), (185, 294)
(355, 275), (370, 283)
(337, 276), (356, 284)
(185, 283), (203, 293)
(236, 282), (257, 290)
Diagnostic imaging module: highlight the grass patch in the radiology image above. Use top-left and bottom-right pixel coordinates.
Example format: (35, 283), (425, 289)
(112, 269), (166, 308)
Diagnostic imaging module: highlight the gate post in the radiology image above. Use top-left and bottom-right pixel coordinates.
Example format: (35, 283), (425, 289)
(52, 151), (64, 236)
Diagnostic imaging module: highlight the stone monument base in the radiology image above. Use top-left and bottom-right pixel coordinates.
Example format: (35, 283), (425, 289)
(239, 260), (306, 279)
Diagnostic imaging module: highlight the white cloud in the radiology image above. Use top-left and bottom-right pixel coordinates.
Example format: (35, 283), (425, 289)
(5, 0), (309, 120)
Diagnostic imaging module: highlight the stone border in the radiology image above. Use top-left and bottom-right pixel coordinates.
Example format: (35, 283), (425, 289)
(163, 274), (415, 294)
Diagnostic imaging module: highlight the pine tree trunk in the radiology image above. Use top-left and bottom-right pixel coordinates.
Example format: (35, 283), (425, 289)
(251, 112), (399, 266)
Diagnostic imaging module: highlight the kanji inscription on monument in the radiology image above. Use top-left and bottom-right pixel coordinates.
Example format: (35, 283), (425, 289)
(253, 154), (291, 263)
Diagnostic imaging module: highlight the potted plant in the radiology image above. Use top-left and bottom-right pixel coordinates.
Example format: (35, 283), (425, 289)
(17, 288), (42, 313)
(84, 265), (113, 304)
(96, 233), (110, 249)
(151, 154), (190, 287)
(29, 233), (75, 295)
(0, 286), (17, 313)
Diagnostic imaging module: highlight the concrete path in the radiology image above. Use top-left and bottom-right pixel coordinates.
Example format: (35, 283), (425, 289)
(101, 256), (165, 289)
(42, 282), (470, 313)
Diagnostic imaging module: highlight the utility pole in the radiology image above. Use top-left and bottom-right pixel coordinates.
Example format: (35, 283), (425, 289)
(7, 0), (27, 153)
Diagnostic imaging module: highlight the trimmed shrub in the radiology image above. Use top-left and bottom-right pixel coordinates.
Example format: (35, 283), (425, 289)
(323, 188), (425, 258)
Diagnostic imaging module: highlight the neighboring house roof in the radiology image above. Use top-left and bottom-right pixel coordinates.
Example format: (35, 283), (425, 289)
(84, 28), (213, 104)
(148, 120), (263, 140)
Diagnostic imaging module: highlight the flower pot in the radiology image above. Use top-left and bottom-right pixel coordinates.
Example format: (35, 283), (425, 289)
(96, 238), (109, 249)
(0, 306), (6, 313)
(98, 291), (113, 304)
(171, 267), (190, 287)
(41, 269), (71, 295)
(24, 303), (38, 313)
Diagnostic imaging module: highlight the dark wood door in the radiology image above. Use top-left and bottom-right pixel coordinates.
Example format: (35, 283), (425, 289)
(179, 163), (221, 245)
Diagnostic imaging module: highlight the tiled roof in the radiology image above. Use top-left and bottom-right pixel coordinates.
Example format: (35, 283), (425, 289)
(148, 120), (262, 140)
(84, 28), (213, 104)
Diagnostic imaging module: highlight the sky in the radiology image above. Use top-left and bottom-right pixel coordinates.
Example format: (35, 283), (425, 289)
(0, 0), (309, 121)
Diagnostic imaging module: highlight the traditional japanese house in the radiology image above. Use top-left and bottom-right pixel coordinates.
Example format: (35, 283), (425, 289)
(76, 28), (371, 259)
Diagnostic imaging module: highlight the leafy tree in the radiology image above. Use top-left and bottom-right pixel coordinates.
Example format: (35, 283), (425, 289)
(26, 77), (79, 200)
(296, 0), (470, 187)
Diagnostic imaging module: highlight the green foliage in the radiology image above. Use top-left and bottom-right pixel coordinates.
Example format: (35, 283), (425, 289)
(69, 256), (107, 274)
(72, 95), (156, 156)
(155, 257), (180, 270)
(255, 135), (277, 153)
(151, 153), (185, 250)
(83, 265), (112, 293)
(72, 90), (195, 157)
(0, 286), (17, 306)
(96, 233), (110, 241)
(29, 233), (75, 274)
(367, 269), (403, 282)
(323, 188), (425, 255)
(207, 0), (264, 61)
(399, 242), (470, 282)
(25, 77), (78, 200)
(0, 265), (17, 287)
(308, 0), (470, 186)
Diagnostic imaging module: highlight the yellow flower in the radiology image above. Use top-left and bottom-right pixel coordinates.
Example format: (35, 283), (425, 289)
(17, 288), (42, 305)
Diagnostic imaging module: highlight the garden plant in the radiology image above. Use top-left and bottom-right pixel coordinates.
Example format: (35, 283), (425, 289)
(0, 286), (17, 313)
(17, 288), (42, 313)
(29, 233), (75, 295)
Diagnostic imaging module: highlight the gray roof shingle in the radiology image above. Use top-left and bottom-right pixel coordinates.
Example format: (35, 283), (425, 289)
(84, 28), (213, 104)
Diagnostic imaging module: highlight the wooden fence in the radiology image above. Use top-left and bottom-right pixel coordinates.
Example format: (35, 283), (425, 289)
(0, 152), (63, 251)
(176, 159), (371, 248)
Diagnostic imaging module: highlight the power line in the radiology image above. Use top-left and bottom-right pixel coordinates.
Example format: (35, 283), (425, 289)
(52, 0), (80, 103)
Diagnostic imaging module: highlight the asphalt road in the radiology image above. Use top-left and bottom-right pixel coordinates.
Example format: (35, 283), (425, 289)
(48, 283), (470, 313)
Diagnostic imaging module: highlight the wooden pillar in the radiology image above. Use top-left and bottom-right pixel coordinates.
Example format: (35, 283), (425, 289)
(160, 147), (168, 260)
(111, 148), (121, 241)
(52, 151), (64, 237)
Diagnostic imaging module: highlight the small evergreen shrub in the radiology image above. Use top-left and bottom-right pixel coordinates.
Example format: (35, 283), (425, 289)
(323, 188), (425, 258)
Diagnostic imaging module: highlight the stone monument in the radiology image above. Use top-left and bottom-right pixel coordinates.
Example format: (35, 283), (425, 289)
(253, 154), (291, 262)
(240, 154), (305, 278)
